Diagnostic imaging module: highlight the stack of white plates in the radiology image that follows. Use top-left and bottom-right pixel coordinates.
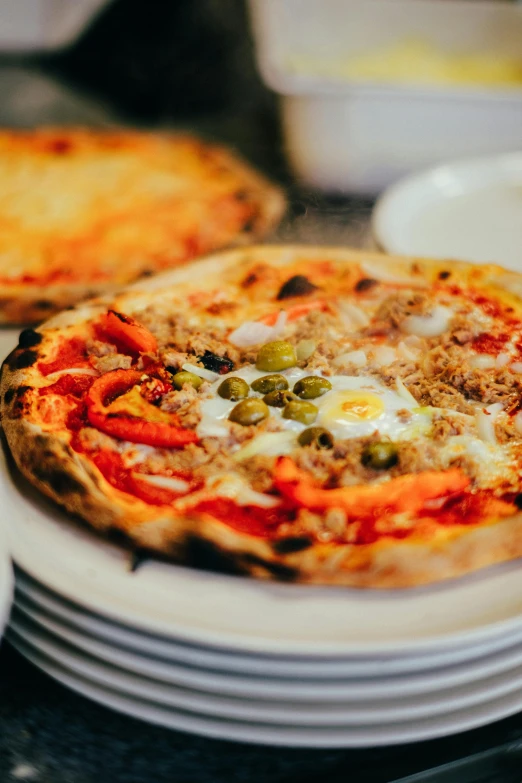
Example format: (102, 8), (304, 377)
(4, 445), (522, 747)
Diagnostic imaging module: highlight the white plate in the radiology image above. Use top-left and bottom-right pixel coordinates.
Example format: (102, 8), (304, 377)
(16, 591), (522, 708)
(9, 628), (522, 748)
(19, 571), (522, 680)
(372, 152), (522, 271)
(13, 602), (522, 726)
(6, 446), (522, 657)
(0, 531), (13, 640)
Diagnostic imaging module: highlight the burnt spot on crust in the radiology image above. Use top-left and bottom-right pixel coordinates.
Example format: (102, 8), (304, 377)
(515, 494), (522, 510)
(272, 536), (313, 555)
(355, 278), (378, 293)
(185, 536), (244, 576)
(8, 349), (38, 370)
(10, 385), (32, 415)
(242, 553), (298, 582)
(439, 270), (451, 280)
(32, 466), (86, 496)
(241, 216), (256, 233)
(3, 388), (16, 405)
(139, 269), (154, 279)
(18, 328), (43, 348)
(277, 275), (318, 300)
(34, 300), (54, 311)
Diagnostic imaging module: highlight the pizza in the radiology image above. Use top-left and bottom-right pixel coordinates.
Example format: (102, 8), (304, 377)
(0, 128), (284, 325)
(4, 244), (522, 589)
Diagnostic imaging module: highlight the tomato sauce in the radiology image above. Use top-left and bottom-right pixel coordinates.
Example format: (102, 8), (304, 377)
(192, 499), (293, 538)
(472, 332), (509, 353)
(38, 337), (89, 376)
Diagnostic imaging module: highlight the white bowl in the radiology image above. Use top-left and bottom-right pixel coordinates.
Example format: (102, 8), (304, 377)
(372, 151), (522, 272)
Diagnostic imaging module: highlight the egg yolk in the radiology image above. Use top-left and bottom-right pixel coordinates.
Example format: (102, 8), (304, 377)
(323, 391), (385, 422)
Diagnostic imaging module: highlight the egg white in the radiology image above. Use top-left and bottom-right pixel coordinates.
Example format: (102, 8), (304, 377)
(197, 368), (429, 448)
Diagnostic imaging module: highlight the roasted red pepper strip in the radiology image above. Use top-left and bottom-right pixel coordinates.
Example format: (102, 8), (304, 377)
(259, 300), (327, 327)
(99, 310), (158, 354)
(86, 369), (198, 448)
(275, 457), (470, 519)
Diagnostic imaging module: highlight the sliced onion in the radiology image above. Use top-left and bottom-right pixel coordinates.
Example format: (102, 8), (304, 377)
(181, 362), (219, 382)
(133, 473), (190, 493)
(206, 474), (281, 508)
(496, 352), (511, 369)
(401, 306), (452, 339)
(395, 377), (417, 406)
(397, 340), (419, 361)
(475, 402), (503, 444)
(337, 301), (369, 328)
(272, 310), (288, 337)
(333, 349), (367, 368)
(45, 367), (99, 380)
(371, 345), (397, 366)
(227, 321), (274, 348)
(360, 260), (422, 286)
(511, 362), (522, 373)
(470, 354), (496, 370)
(232, 431), (296, 462)
(296, 339), (316, 361)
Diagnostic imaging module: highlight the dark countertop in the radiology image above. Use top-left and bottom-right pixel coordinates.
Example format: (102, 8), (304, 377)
(3, 640), (522, 783)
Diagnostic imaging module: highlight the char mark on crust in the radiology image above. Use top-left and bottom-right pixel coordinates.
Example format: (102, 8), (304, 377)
(32, 466), (86, 496)
(8, 349), (39, 370)
(6, 385), (32, 415)
(18, 328), (43, 348)
(185, 536), (245, 576)
(272, 536), (313, 554)
(241, 553), (298, 582)
(355, 277), (378, 293)
(439, 270), (451, 280)
(129, 548), (149, 573)
(276, 275), (318, 300)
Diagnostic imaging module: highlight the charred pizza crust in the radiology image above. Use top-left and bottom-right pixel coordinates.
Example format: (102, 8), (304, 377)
(0, 128), (285, 325)
(3, 246), (522, 588)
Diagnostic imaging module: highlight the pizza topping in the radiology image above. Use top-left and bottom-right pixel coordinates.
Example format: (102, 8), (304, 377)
(361, 441), (399, 470)
(172, 370), (203, 390)
(475, 402), (504, 444)
(228, 312), (288, 348)
(217, 377), (250, 400)
(229, 398), (269, 426)
(181, 362), (220, 383)
(99, 310), (158, 355)
(276, 456), (469, 518)
(197, 350), (234, 375)
(86, 369), (198, 448)
(295, 339), (317, 361)
(293, 376), (332, 399)
(276, 275), (318, 300)
(251, 374), (288, 394)
(297, 427), (334, 450)
(282, 399), (318, 425)
(401, 305), (452, 338)
(263, 390), (298, 408)
(256, 341), (297, 372)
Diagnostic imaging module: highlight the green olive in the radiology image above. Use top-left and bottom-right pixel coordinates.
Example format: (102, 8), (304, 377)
(251, 374), (289, 394)
(172, 371), (203, 390)
(256, 341), (297, 372)
(228, 398), (269, 426)
(282, 400), (318, 425)
(298, 427), (334, 449)
(293, 376), (332, 400)
(263, 390), (299, 408)
(361, 441), (398, 470)
(217, 377), (249, 401)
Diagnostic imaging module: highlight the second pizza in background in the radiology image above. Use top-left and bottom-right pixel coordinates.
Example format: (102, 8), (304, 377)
(0, 127), (285, 325)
